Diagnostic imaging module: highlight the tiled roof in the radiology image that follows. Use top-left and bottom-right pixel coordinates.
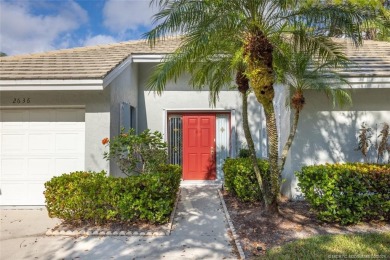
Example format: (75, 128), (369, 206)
(334, 39), (390, 77)
(0, 38), (181, 80)
(0, 37), (389, 81)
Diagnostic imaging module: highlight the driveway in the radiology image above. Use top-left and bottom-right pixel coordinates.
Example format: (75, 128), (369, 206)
(0, 186), (237, 259)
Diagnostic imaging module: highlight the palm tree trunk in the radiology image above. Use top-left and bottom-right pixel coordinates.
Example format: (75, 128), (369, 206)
(244, 28), (280, 214)
(263, 106), (280, 213)
(241, 91), (264, 200)
(280, 109), (300, 173)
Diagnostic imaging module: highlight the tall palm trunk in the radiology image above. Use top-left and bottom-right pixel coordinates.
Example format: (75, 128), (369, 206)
(236, 70), (264, 200)
(280, 91), (305, 173)
(263, 108), (280, 213)
(244, 29), (280, 214)
(280, 109), (300, 173)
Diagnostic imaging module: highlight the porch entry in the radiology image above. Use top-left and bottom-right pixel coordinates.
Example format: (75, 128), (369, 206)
(168, 113), (230, 180)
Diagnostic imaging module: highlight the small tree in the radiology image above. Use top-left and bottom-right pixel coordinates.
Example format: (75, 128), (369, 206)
(356, 122), (373, 161)
(356, 122), (390, 163)
(103, 129), (168, 176)
(377, 122), (390, 163)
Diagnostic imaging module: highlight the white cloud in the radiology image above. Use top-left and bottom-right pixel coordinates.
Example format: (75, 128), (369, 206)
(103, 0), (156, 34)
(83, 34), (117, 46)
(0, 0), (88, 55)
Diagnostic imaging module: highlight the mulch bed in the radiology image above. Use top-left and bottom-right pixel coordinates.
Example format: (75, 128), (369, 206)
(222, 190), (390, 258)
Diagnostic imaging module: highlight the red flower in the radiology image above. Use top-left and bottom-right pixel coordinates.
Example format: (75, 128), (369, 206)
(102, 137), (109, 145)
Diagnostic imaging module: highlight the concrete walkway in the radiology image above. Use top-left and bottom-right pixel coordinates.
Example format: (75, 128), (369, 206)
(0, 186), (236, 259)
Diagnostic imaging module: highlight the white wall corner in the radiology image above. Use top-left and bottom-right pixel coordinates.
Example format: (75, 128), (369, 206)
(230, 109), (237, 158)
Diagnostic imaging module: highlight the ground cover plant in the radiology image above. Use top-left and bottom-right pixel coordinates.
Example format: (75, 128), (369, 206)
(263, 232), (390, 259)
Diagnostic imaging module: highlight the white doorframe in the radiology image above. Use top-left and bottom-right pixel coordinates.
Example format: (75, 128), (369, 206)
(163, 108), (236, 181)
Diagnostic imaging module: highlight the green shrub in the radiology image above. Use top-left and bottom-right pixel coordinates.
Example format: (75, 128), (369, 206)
(223, 158), (268, 202)
(238, 148), (250, 158)
(103, 128), (168, 176)
(44, 165), (181, 225)
(296, 163), (390, 225)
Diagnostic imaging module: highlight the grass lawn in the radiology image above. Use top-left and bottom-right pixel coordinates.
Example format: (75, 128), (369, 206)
(262, 232), (390, 260)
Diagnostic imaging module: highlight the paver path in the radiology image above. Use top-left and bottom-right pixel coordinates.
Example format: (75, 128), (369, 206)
(0, 186), (236, 259)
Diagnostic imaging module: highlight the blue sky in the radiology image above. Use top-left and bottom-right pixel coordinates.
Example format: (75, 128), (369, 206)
(0, 0), (158, 55)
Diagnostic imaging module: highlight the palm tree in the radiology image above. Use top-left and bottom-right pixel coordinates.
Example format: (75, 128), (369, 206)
(277, 50), (353, 173)
(145, 0), (370, 213)
(236, 68), (265, 197)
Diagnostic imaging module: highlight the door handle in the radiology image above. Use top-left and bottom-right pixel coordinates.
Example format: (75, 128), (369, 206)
(211, 147), (215, 155)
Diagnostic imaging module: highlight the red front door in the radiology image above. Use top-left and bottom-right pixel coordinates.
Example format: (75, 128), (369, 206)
(183, 114), (216, 180)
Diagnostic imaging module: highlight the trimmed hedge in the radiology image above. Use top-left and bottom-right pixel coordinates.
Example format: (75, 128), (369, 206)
(44, 165), (181, 225)
(223, 158), (269, 202)
(296, 163), (390, 225)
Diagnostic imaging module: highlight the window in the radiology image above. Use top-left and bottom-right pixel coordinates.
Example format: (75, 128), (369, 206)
(120, 103), (136, 132)
(168, 115), (182, 165)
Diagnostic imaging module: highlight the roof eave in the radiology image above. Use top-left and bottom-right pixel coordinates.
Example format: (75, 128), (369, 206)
(102, 55), (133, 88)
(102, 54), (166, 88)
(0, 79), (104, 91)
(131, 54), (166, 63)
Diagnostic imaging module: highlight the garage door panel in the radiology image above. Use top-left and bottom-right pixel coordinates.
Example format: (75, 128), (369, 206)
(55, 133), (83, 152)
(27, 158), (52, 177)
(29, 122), (53, 129)
(28, 182), (46, 205)
(0, 108), (85, 205)
(0, 181), (45, 205)
(28, 134), (53, 152)
(0, 182), (26, 205)
(0, 158), (24, 178)
(1, 121), (25, 129)
(54, 122), (85, 130)
(2, 134), (25, 153)
(55, 158), (83, 175)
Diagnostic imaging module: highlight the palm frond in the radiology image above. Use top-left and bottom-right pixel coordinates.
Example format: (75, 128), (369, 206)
(291, 3), (367, 45)
(145, 0), (212, 46)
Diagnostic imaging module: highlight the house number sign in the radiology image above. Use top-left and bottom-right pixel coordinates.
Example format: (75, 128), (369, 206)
(13, 98), (31, 104)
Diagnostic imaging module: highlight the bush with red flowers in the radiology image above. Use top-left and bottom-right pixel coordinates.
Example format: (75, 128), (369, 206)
(102, 128), (168, 176)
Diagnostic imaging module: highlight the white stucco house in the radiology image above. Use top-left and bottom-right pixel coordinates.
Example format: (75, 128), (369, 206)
(0, 38), (389, 205)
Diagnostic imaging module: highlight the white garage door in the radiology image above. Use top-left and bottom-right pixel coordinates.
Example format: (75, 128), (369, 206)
(0, 108), (85, 205)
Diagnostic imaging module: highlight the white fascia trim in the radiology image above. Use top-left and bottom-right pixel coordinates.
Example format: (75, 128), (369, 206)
(103, 54), (166, 88)
(0, 105), (86, 109)
(342, 77), (390, 89)
(132, 54), (166, 63)
(103, 56), (133, 88)
(0, 79), (104, 91)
